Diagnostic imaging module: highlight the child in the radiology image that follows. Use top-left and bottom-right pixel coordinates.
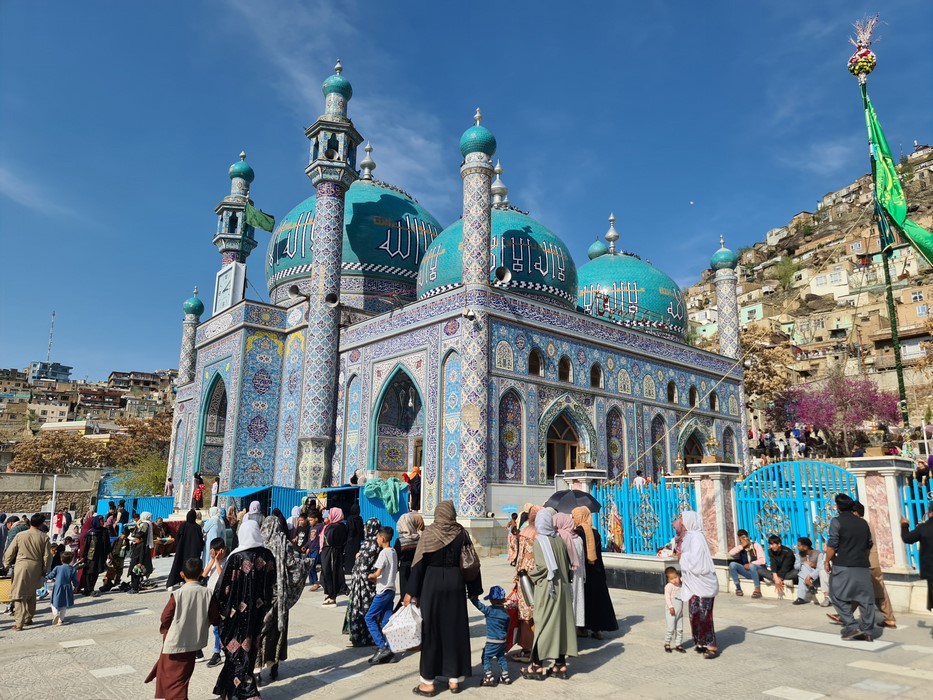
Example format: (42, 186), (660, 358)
(47, 551), (78, 625)
(128, 532), (147, 594)
(663, 566), (685, 653)
(469, 585), (512, 686)
(101, 530), (129, 592)
(365, 526), (398, 665)
(144, 558), (219, 700)
(306, 510), (323, 591)
(201, 537), (227, 668)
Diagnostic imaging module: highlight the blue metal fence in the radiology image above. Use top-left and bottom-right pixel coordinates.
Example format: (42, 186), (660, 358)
(733, 461), (857, 551)
(591, 478), (696, 555)
(899, 475), (930, 571)
(96, 495), (174, 520)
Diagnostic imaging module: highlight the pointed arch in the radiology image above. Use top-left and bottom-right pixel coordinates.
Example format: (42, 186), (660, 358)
(650, 413), (669, 478)
(606, 406), (627, 479)
(342, 374), (362, 482)
(537, 394), (596, 460)
(440, 351), (462, 510)
(195, 372), (228, 478)
(558, 355), (573, 382)
(497, 389), (523, 483)
(676, 419), (710, 458)
(367, 364), (425, 476)
(722, 426), (737, 463)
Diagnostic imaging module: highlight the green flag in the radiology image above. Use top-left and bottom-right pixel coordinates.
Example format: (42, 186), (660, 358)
(863, 85), (933, 264)
(244, 202), (275, 232)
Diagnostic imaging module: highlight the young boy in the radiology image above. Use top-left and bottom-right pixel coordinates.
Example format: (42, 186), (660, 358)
(145, 558), (219, 699)
(663, 566), (685, 653)
(101, 530), (129, 593)
(201, 537), (227, 667)
(128, 532), (147, 594)
(48, 551), (78, 625)
(366, 526), (398, 665)
(469, 585), (512, 686)
(306, 510), (323, 591)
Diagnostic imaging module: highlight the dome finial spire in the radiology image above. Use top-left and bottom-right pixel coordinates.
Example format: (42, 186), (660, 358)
(605, 213), (620, 254)
(719, 234), (725, 248)
(360, 142), (376, 180)
(474, 108), (483, 126)
(334, 59), (343, 75)
(491, 160), (509, 206)
(193, 286), (198, 296)
(239, 151), (246, 161)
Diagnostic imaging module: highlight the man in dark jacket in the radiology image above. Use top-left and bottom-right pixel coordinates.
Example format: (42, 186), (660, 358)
(824, 494), (875, 641)
(901, 502), (933, 612)
(762, 535), (797, 598)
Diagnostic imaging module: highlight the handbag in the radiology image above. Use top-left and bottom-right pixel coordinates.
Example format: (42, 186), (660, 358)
(382, 603), (422, 652)
(459, 536), (480, 583)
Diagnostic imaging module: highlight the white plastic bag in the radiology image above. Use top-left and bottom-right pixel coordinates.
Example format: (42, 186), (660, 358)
(382, 603), (422, 652)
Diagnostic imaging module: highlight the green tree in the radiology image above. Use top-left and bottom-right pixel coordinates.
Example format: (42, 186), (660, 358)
(114, 450), (168, 496)
(773, 256), (800, 291)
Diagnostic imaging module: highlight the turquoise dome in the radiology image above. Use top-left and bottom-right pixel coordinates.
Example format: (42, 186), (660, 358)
(710, 246), (738, 270)
(587, 239), (609, 260)
(322, 72), (352, 100)
(229, 158), (254, 183)
(577, 253), (687, 340)
(266, 179), (442, 293)
(417, 207), (578, 308)
(183, 293), (204, 318)
(459, 125), (497, 158)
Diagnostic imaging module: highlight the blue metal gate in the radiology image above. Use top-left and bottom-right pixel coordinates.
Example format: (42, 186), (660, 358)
(899, 474), (931, 570)
(592, 478), (696, 555)
(733, 461), (857, 551)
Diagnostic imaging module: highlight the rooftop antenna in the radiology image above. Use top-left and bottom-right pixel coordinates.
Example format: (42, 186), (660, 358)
(47, 310), (55, 363)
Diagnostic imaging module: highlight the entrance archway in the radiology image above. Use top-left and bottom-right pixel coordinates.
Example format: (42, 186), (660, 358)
(683, 433), (704, 466)
(199, 375), (227, 477)
(370, 368), (424, 478)
(546, 413), (579, 481)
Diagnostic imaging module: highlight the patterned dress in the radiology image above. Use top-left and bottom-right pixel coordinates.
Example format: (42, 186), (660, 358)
(344, 519), (381, 646)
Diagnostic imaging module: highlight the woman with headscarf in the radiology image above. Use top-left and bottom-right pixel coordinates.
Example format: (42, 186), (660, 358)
(344, 518), (381, 646)
(671, 517), (687, 556)
(408, 466), (422, 511)
(212, 517), (276, 700)
(553, 513), (585, 635)
(202, 507), (227, 567)
(678, 511), (719, 659)
(255, 509), (310, 682)
(225, 505), (238, 551)
(511, 504), (541, 661)
(286, 506), (302, 532)
(73, 510), (94, 591)
(394, 512), (424, 600)
(136, 511), (155, 578)
(344, 504), (364, 574)
(246, 500), (263, 523)
(319, 507), (348, 605)
(167, 510), (204, 588)
(80, 515), (111, 596)
(523, 509), (577, 679)
(571, 506), (617, 639)
(405, 500), (482, 696)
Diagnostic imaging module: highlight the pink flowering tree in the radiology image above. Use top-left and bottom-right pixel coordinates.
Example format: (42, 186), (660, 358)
(767, 376), (900, 456)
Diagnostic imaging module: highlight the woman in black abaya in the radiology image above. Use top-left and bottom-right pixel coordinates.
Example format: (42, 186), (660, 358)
(344, 518), (381, 646)
(319, 508), (348, 605)
(343, 504), (364, 573)
(166, 510), (204, 588)
(572, 506), (618, 638)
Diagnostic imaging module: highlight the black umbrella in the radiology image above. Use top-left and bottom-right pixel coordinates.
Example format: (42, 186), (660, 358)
(543, 489), (601, 514)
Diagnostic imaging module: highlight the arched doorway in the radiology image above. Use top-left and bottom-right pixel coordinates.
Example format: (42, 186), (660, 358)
(546, 413), (579, 481)
(683, 433), (704, 465)
(722, 427), (736, 463)
(199, 376), (227, 477)
(651, 414), (669, 478)
(372, 369), (424, 478)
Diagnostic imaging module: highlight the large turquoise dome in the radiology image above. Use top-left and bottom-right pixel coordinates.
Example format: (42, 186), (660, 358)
(577, 253), (687, 340)
(417, 207), (578, 308)
(266, 180), (443, 295)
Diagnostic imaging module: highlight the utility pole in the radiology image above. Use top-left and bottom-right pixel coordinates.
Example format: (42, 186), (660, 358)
(46, 310), (55, 363)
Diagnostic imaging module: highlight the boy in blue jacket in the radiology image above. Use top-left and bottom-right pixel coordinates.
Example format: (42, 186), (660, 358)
(469, 585), (512, 686)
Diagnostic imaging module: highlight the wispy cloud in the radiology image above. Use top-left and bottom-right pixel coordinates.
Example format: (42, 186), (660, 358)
(775, 137), (862, 177)
(0, 164), (80, 219)
(224, 0), (459, 222)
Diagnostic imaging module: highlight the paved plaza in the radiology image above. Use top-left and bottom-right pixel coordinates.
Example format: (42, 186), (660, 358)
(1, 555), (932, 700)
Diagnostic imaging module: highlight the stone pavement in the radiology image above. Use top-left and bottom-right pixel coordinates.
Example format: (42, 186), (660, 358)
(1, 555), (932, 700)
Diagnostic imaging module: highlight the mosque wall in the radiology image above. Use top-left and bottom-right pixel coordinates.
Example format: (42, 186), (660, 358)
(274, 328), (306, 487)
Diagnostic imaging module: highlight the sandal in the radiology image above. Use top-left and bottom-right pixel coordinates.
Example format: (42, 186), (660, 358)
(511, 650), (532, 663)
(664, 644), (672, 653)
(674, 645), (686, 653)
(751, 590), (762, 599)
(448, 684), (462, 694)
(412, 686), (438, 698)
(552, 665), (568, 679)
(592, 631), (604, 640)
(734, 589), (744, 597)
(703, 649), (721, 659)
(520, 664), (550, 680)
(694, 645), (707, 654)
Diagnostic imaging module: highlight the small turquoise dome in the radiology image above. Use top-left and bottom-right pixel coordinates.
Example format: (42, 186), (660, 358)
(417, 208), (578, 308)
(588, 238), (609, 260)
(577, 253), (687, 340)
(267, 179), (442, 294)
(322, 70), (352, 100)
(228, 153), (254, 183)
(183, 291), (204, 318)
(710, 245), (738, 271)
(459, 126), (497, 158)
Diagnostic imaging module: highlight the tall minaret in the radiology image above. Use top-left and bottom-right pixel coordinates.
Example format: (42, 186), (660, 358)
(211, 152), (258, 314)
(458, 109), (496, 518)
(177, 288), (204, 385)
(297, 61), (363, 489)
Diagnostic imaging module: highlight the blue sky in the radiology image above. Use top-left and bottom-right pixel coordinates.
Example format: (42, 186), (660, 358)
(1, 1), (930, 381)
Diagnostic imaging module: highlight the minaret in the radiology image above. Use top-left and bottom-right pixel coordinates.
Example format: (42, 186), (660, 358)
(711, 235), (740, 359)
(297, 61), (363, 489)
(211, 152), (257, 313)
(458, 109), (496, 518)
(177, 288), (204, 386)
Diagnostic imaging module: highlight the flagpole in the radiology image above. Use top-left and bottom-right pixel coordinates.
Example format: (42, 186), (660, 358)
(858, 63), (911, 430)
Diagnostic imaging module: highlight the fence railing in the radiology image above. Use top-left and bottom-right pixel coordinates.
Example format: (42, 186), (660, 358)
(899, 475), (931, 571)
(591, 478), (696, 555)
(96, 495), (175, 520)
(733, 460), (858, 552)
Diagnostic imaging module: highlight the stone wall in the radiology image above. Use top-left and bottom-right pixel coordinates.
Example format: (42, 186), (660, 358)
(0, 468), (100, 515)
(0, 490), (93, 515)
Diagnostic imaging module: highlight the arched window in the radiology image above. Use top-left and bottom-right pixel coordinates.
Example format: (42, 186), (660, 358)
(558, 356), (573, 382)
(227, 213), (238, 234)
(667, 381), (678, 404)
(689, 386), (698, 407)
(709, 391), (718, 412)
(590, 363), (603, 388)
(528, 349), (544, 377)
(546, 413), (579, 479)
(498, 390), (523, 483)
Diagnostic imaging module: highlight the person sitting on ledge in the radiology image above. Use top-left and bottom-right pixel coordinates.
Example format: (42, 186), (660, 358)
(761, 535), (797, 599)
(728, 529), (767, 598)
(793, 537), (829, 607)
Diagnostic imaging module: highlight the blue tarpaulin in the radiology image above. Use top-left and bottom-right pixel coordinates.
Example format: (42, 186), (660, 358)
(218, 486), (268, 499)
